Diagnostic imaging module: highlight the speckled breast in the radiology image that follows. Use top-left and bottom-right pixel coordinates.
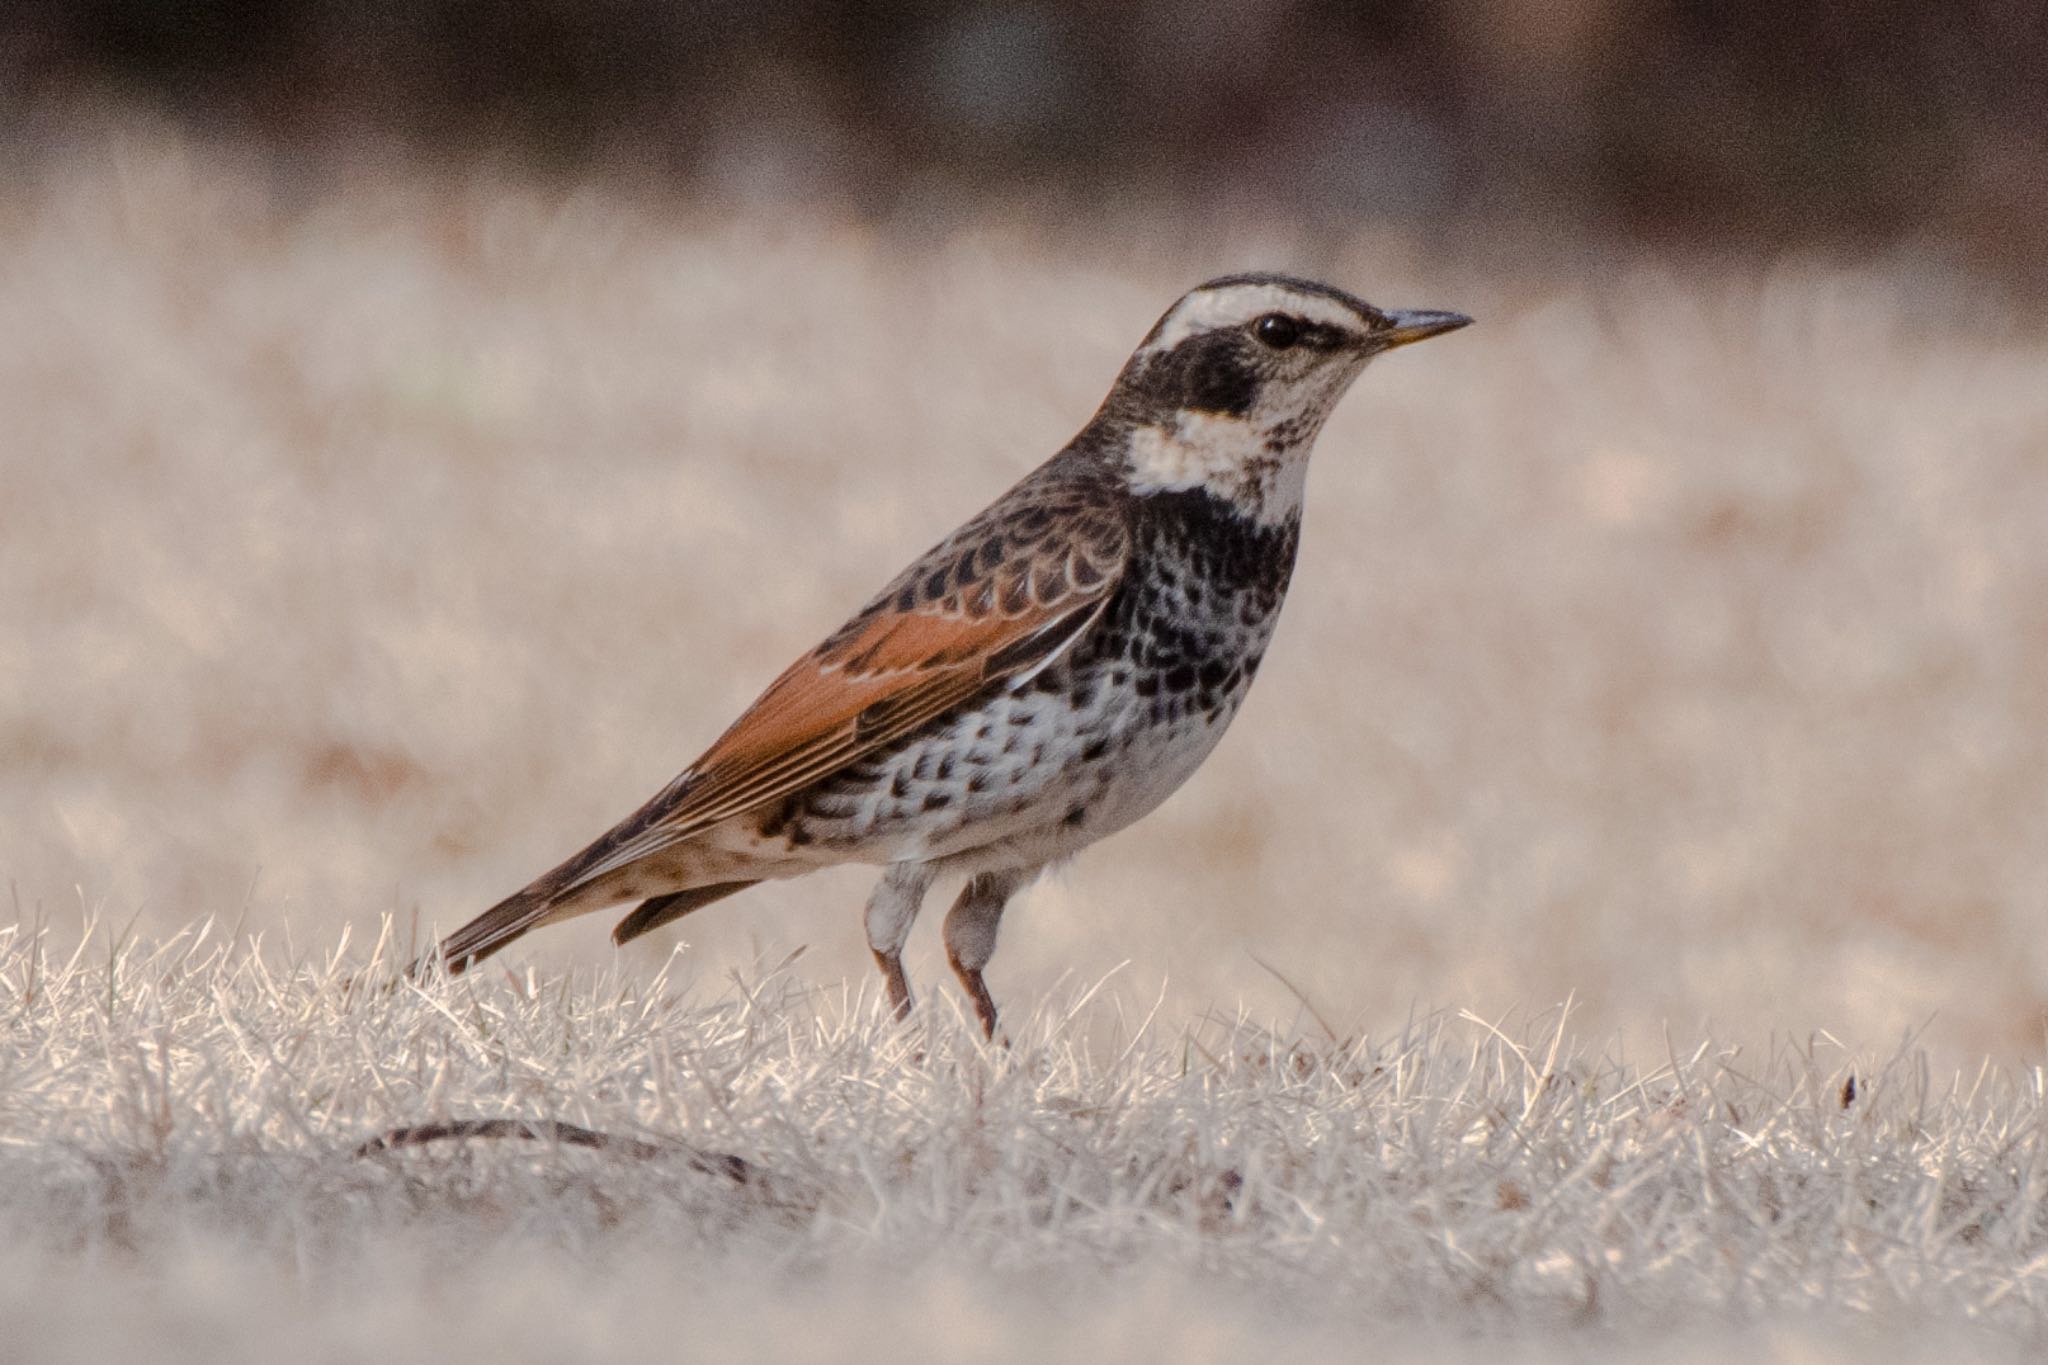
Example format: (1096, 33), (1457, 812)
(771, 490), (1302, 866)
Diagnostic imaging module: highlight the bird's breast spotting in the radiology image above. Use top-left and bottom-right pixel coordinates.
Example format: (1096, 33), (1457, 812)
(764, 489), (1301, 867)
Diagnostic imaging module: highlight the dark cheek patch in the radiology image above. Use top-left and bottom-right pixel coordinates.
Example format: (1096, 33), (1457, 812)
(1139, 332), (1261, 417)
(1184, 333), (1259, 416)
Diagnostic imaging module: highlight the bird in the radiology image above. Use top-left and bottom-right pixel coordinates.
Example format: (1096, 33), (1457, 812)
(427, 273), (1469, 1038)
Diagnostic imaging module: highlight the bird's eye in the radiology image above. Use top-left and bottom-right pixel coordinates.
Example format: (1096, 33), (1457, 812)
(1253, 313), (1302, 350)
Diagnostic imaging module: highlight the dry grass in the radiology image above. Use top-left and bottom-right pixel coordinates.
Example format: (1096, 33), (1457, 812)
(5, 129), (2048, 1354)
(6, 919), (2048, 1360)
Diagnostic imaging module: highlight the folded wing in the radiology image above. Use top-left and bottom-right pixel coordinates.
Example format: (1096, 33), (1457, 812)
(549, 480), (1131, 897)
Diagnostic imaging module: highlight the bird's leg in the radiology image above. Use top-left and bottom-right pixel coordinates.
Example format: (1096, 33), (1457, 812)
(863, 862), (935, 1021)
(943, 867), (1035, 1041)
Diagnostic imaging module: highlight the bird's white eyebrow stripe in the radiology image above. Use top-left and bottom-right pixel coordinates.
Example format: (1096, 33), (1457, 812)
(1141, 283), (1367, 354)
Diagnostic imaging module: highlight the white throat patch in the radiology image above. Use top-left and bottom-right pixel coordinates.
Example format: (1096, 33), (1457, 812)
(1125, 412), (1311, 526)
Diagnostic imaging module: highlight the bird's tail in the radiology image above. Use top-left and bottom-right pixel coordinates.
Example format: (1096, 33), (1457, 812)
(610, 880), (760, 945)
(416, 887), (557, 977)
(416, 876), (765, 979)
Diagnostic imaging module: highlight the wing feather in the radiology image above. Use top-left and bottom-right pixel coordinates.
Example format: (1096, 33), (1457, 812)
(549, 480), (1128, 897)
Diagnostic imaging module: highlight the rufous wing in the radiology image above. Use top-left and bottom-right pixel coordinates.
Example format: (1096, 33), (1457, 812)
(549, 490), (1130, 896)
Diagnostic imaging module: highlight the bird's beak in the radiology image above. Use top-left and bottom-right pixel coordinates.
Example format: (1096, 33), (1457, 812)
(1373, 309), (1473, 351)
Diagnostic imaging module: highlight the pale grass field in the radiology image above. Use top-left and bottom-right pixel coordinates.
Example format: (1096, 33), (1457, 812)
(8, 921), (2048, 1361)
(5, 130), (2048, 1355)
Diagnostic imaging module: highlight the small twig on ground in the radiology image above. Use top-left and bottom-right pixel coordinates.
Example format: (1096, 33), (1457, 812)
(353, 1118), (754, 1183)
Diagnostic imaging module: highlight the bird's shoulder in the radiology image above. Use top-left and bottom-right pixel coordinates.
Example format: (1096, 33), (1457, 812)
(552, 450), (1135, 880)
(833, 447), (1133, 653)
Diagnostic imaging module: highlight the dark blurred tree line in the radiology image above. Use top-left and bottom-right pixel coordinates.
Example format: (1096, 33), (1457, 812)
(5, 0), (2045, 262)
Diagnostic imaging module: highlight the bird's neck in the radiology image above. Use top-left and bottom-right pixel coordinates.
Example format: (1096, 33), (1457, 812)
(1129, 483), (1302, 602)
(1118, 409), (1321, 527)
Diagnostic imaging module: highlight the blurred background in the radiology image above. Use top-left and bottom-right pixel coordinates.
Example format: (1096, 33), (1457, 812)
(7, 0), (2048, 271)
(2, 2), (2045, 1055)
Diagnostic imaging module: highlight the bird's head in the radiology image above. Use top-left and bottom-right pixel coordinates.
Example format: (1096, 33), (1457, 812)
(1098, 273), (1469, 522)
